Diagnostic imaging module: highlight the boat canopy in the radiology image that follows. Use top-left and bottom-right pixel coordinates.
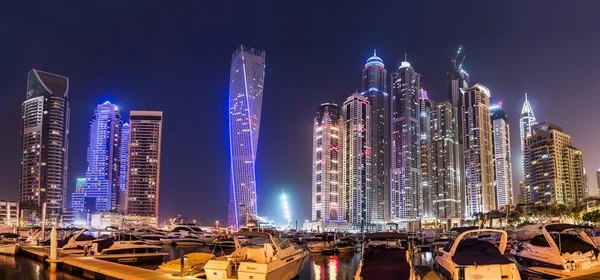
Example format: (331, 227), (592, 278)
(365, 232), (408, 240)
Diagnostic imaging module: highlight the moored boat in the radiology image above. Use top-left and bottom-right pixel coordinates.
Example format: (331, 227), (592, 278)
(157, 252), (215, 277)
(511, 224), (600, 278)
(354, 232), (417, 280)
(0, 233), (20, 256)
(432, 228), (520, 280)
(204, 231), (308, 280)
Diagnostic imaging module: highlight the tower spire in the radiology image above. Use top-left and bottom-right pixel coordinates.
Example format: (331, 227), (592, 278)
(404, 53), (407, 61)
(525, 92), (528, 101)
(374, 49), (377, 57)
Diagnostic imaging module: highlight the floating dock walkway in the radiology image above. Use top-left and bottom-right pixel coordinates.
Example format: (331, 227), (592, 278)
(21, 246), (181, 280)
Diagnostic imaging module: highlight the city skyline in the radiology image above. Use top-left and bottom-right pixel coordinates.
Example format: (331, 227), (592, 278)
(1, 1), (600, 225)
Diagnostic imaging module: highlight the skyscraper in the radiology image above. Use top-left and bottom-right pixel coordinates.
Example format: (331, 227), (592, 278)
(119, 123), (130, 212)
(127, 111), (163, 217)
(490, 104), (513, 208)
(462, 84), (495, 215)
(523, 121), (585, 205)
(390, 60), (421, 220)
(342, 93), (371, 225)
(419, 89), (433, 217)
(19, 69), (70, 225)
(430, 102), (463, 219)
(520, 93), (536, 171)
(227, 45), (266, 228)
(361, 50), (388, 224)
(312, 103), (343, 222)
(446, 47), (468, 217)
(75, 102), (122, 212)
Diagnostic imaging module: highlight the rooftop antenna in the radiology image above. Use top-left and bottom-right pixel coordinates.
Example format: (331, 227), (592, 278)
(374, 49), (377, 57)
(404, 53), (407, 61)
(452, 45), (462, 69)
(459, 55), (466, 69)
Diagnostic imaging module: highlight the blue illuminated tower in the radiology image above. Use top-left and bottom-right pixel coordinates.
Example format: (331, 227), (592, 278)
(119, 123), (130, 212)
(73, 102), (122, 212)
(228, 45), (266, 228)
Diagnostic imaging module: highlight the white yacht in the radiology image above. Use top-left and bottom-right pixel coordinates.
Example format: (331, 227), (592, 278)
(204, 231), (308, 280)
(161, 226), (214, 246)
(0, 233), (20, 256)
(511, 224), (600, 278)
(433, 228), (520, 280)
(61, 229), (99, 253)
(92, 232), (166, 263)
(354, 232), (416, 280)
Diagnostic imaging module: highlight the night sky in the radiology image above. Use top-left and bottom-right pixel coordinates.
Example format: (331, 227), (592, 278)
(1, 1), (599, 226)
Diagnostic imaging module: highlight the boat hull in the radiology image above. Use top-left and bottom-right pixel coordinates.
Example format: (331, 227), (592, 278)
(0, 244), (19, 256)
(205, 251), (307, 280)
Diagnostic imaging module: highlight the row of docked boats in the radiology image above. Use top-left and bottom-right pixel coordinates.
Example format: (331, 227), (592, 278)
(353, 223), (600, 279)
(157, 230), (309, 280)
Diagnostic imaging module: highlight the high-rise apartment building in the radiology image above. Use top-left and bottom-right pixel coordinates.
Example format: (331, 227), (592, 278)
(390, 60), (421, 220)
(312, 103), (343, 222)
(127, 111), (163, 217)
(462, 84), (495, 215)
(361, 50), (388, 224)
(520, 93), (536, 172)
(74, 102), (122, 212)
(19, 69), (70, 225)
(523, 121), (585, 205)
(227, 45), (266, 228)
(419, 89), (433, 217)
(430, 102), (463, 218)
(490, 104), (513, 208)
(119, 123), (130, 212)
(341, 93), (372, 225)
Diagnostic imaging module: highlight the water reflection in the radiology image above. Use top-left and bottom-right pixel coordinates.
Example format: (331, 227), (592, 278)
(301, 253), (360, 280)
(0, 255), (81, 280)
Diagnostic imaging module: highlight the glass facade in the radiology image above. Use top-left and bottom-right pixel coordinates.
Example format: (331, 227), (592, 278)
(227, 45), (266, 228)
(390, 61), (422, 220)
(19, 69), (70, 225)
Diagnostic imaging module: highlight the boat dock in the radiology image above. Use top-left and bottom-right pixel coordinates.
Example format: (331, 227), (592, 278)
(20, 246), (181, 280)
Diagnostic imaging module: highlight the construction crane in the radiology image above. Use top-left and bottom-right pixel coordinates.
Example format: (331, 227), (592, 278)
(451, 45), (462, 69)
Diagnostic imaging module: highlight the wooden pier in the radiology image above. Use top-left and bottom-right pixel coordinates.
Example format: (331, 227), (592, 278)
(20, 246), (182, 280)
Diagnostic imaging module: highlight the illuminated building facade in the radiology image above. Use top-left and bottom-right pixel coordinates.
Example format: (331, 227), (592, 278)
(462, 84), (495, 215)
(19, 69), (70, 225)
(390, 60), (422, 220)
(430, 102), (463, 218)
(127, 111), (163, 217)
(311, 103), (343, 222)
(524, 121), (585, 205)
(361, 50), (388, 223)
(419, 89), (433, 217)
(490, 104), (513, 208)
(342, 93), (372, 225)
(71, 178), (87, 213)
(119, 123), (130, 212)
(227, 45), (266, 228)
(77, 102), (123, 212)
(520, 93), (536, 176)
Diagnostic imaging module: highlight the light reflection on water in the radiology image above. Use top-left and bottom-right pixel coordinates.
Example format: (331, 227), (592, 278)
(300, 253), (361, 280)
(0, 255), (81, 280)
